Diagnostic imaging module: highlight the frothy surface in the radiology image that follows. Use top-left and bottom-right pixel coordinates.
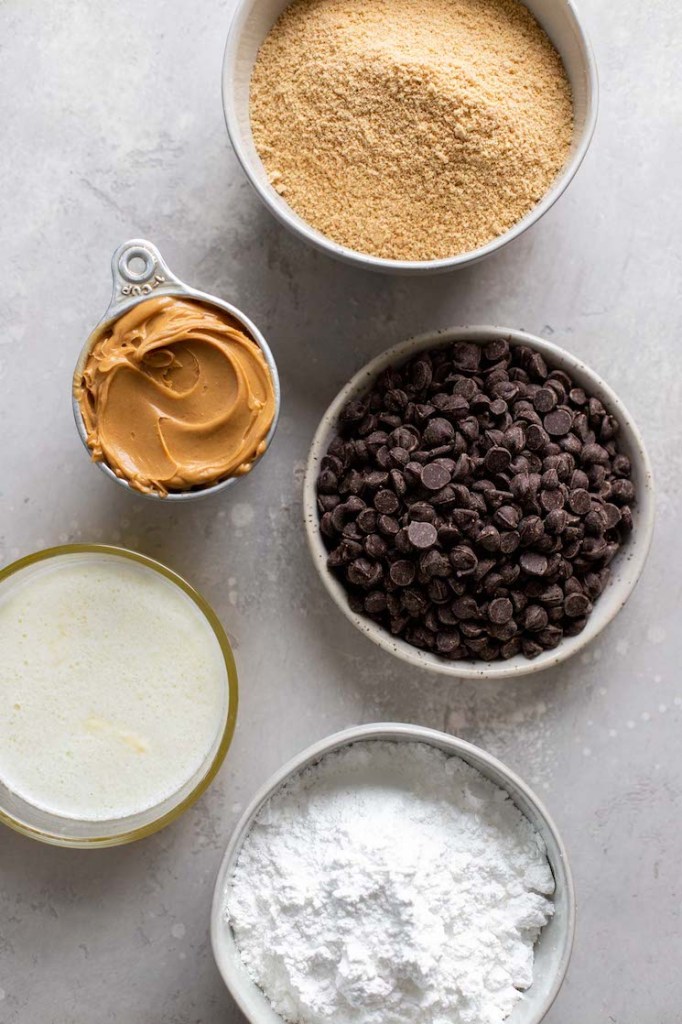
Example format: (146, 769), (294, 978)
(0, 553), (228, 821)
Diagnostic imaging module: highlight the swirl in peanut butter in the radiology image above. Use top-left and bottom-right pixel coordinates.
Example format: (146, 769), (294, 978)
(75, 296), (276, 496)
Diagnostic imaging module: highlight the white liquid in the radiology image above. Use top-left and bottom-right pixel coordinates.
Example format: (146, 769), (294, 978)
(0, 553), (229, 821)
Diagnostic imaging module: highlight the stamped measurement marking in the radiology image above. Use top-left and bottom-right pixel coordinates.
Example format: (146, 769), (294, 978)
(120, 274), (166, 297)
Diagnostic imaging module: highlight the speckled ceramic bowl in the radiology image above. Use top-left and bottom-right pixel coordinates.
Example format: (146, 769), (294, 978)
(303, 327), (655, 680)
(222, 0), (598, 274)
(211, 723), (575, 1024)
(72, 239), (281, 501)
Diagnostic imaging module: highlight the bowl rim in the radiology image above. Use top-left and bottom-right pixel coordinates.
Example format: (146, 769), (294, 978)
(0, 544), (239, 847)
(72, 239), (282, 502)
(221, 0), (599, 274)
(211, 722), (576, 1024)
(303, 326), (655, 680)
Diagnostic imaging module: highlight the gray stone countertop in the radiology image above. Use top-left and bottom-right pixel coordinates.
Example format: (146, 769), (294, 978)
(0, 0), (680, 1021)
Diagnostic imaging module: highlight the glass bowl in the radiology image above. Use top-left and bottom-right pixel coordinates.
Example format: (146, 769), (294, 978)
(0, 544), (238, 847)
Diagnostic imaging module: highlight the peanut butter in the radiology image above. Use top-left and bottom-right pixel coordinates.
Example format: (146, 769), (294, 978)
(75, 296), (276, 496)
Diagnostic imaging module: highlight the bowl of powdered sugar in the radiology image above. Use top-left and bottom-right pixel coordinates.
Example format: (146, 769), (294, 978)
(212, 723), (575, 1024)
(222, 0), (597, 272)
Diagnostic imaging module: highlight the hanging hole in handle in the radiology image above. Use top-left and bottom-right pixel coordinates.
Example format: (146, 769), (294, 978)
(119, 246), (156, 284)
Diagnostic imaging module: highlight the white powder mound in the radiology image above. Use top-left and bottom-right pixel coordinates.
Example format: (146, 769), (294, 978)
(227, 740), (554, 1024)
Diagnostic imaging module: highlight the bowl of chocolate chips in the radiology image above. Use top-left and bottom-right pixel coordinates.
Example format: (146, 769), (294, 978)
(304, 328), (655, 678)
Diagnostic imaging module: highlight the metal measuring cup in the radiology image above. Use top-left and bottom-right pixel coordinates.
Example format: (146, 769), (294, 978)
(72, 239), (281, 501)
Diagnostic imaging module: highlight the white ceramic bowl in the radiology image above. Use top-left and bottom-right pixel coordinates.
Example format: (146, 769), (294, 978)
(212, 723), (575, 1024)
(222, 0), (598, 274)
(303, 327), (655, 680)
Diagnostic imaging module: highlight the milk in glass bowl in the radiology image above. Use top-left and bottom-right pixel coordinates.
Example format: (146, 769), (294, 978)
(0, 545), (238, 847)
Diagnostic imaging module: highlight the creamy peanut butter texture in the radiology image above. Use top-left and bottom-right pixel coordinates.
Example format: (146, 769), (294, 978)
(75, 296), (275, 496)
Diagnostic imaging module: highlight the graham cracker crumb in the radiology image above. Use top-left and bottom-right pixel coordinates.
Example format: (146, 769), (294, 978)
(250, 0), (574, 261)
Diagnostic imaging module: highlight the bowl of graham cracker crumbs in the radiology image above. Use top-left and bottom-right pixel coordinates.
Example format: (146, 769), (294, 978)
(222, 0), (597, 273)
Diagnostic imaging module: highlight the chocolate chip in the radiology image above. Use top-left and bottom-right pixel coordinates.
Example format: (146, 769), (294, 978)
(407, 520), (438, 549)
(520, 552), (549, 576)
(564, 592), (592, 617)
(484, 446), (512, 474)
(612, 453), (631, 477)
(478, 525), (501, 552)
(428, 579), (451, 604)
(389, 447), (410, 469)
(409, 501), (437, 523)
(488, 619), (518, 641)
(491, 504), (518, 532)
(318, 494), (341, 513)
(488, 597), (513, 624)
(581, 443), (609, 466)
(610, 478), (636, 504)
(545, 508), (568, 534)
(452, 596), (479, 620)
(519, 515), (544, 546)
(364, 591), (387, 615)
(524, 604), (548, 632)
(500, 637), (522, 659)
(602, 503), (621, 529)
(374, 489), (399, 515)
(377, 514), (399, 536)
(567, 487), (591, 516)
(319, 339), (635, 665)
(410, 358), (433, 392)
(389, 469), (407, 498)
(423, 418), (455, 448)
(364, 533), (387, 559)
(499, 530), (521, 554)
(527, 352), (548, 381)
(585, 509), (607, 535)
(340, 398), (368, 425)
(452, 342), (481, 371)
(541, 467), (560, 490)
(357, 508), (378, 533)
(501, 425), (525, 455)
(390, 560), (416, 587)
(317, 468), (338, 494)
(544, 409), (573, 436)
(533, 388), (557, 413)
(484, 338), (510, 362)
(450, 545), (478, 575)
(526, 423), (550, 450)
(347, 559), (382, 588)
(538, 625), (563, 649)
(328, 541), (362, 567)
(402, 589), (429, 618)
(419, 550), (451, 578)
(540, 488), (565, 512)
(320, 512), (336, 538)
(389, 426), (420, 452)
(436, 633), (462, 655)
(364, 469), (389, 490)
(421, 462), (452, 490)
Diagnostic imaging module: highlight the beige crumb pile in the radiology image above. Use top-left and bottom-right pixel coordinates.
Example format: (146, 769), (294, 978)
(250, 0), (573, 261)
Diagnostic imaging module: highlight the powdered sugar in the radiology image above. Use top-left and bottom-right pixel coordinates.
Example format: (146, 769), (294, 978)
(226, 740), (554, 1024)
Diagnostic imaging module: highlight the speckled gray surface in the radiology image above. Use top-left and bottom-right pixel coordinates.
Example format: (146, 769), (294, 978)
(0, 0), (680, 1021)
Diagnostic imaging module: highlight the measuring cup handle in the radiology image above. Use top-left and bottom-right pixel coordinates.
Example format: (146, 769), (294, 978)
(105, 239), (183, 319)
